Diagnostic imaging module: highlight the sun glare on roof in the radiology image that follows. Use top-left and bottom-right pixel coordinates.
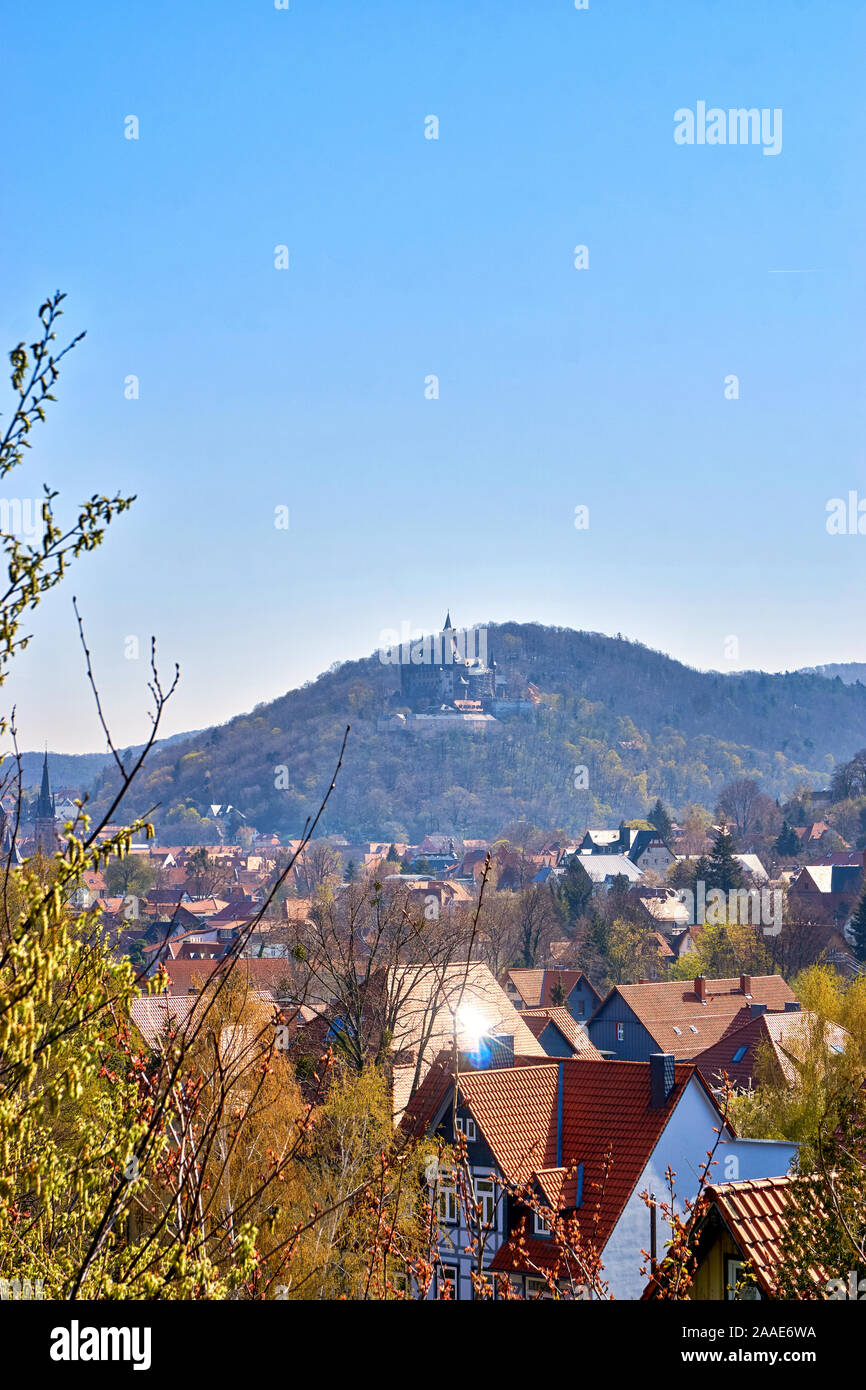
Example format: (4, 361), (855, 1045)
(457, 1004), (487, 1051)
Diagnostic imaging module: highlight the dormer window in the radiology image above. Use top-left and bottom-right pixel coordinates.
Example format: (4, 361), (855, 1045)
(456, 1115), (477, 1143)
(533, 1211), (551, 1237)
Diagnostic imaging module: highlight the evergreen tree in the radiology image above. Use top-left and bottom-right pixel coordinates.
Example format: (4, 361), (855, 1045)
(849, 886), (866, 964)
(692, 854), (711, 890)
(706, 826), (744, 893)
(552, 854), (593, 925)
(648, 798), (674, 843)
(774, 819), (800, 857)
(549, 977), (566, 1006)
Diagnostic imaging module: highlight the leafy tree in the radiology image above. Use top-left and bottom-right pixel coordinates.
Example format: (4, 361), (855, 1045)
(0, 299), (361, 1303)
(668, 921), (774, 982)
(288, 1065), (435, 1299)
(104, 853), (156, 899)
(603, 917), (660, 986)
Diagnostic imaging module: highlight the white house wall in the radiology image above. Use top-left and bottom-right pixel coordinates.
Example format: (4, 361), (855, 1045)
(601, 1076), (797, 1299)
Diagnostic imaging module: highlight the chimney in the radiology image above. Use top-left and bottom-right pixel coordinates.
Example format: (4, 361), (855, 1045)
(784, 1000), (801, 1013)
(740, 974), (752, 996)
(650, 1052), (676, 1108)
(694, 976), (707, 1002)
(750, 1002), (767, 1019)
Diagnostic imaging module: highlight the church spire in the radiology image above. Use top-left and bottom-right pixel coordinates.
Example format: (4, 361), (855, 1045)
(443, 610), (453, 631)
(35, 750), (54, 819)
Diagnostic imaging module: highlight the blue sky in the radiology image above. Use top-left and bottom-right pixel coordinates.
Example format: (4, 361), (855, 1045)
(1, 0), (864, 751)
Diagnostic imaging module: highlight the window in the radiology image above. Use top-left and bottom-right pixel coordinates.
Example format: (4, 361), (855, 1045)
(689, 1025), (698, 1035)
(525, 1275), (554, 1299)
(456, 1115), (477, 1143)
(672, 1026), (682, 1036)
(438, 1264), (458, 1298)
(533, 1210), (551, 1236)
(475, 1177), (496, 1227)
(437, 1182), (458, 1225)
(616, 1023), (624, 1042)
(577, 999), (585, 1017)
(726, 1258), (761, 1300)
(732, 1045), (748, 1063)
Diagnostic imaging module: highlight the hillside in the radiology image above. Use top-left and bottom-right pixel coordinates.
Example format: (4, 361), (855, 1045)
(11, 728), (203, 794)
(800, 663), (866, 686)
(81, 623), (866, 843)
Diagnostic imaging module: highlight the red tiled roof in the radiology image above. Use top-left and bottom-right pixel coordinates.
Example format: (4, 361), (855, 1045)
(428, 1058), (715, 1269)
(506, 969), (596, 1009)
(162, 957), (297, 996)
(130, 989), (277, 1049)
(520, 1008), (603, 1057)
(694, 1010), (849, 1090)
(700, 1176), (828, 1296)
(598, 975), (797, 1059)
(399, 1059), (455, 1140)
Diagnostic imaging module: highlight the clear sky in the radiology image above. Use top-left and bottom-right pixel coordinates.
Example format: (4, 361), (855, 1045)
(1, 0), (864, 751)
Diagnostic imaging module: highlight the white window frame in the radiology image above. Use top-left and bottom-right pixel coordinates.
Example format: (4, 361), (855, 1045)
(616, 1022), (624, 1042)
(726, 1257), (761, 1300)
(438, 1264), (458, 1298)
(533, 1209), (551, 1237)
(456, 1115), (477, 1143)
(437, 1181), (459, 1225)
(474, 1176), (496, 1227)
(525, 1275), (554, 1299)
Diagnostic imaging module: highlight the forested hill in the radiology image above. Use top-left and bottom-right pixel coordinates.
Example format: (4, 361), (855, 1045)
(87, 623), (866, 843)
(12, 728), (204, 794)
(800, 662), (866, 685)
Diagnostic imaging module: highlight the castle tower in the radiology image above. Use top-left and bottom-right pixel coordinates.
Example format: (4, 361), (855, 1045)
(33, 751), (58, 853)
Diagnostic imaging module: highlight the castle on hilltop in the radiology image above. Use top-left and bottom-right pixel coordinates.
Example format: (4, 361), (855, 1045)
(398, 612), (497, 713)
